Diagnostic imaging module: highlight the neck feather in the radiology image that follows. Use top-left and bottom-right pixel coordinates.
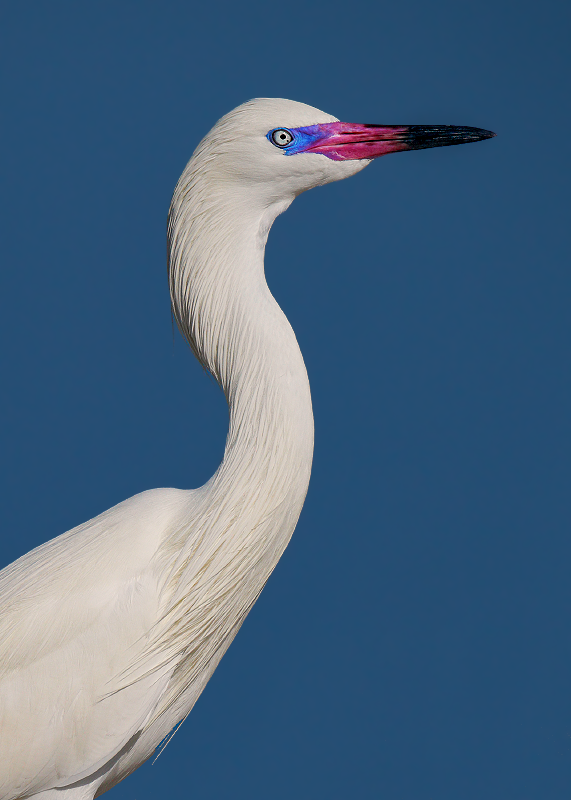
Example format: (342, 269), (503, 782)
(138, 156), (315, 728)
(168, 166), (314, 487)
(166, 158), (314, 581)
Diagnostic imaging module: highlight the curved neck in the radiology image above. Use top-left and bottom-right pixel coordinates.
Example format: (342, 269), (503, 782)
(140, 167), (315, 722)
(168, 171), (314, 527)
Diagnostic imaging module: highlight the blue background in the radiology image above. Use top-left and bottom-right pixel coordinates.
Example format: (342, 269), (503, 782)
(0, 1), (569, 798)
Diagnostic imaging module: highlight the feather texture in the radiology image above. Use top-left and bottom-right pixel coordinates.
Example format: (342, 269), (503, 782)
(0, 98), (358, 798)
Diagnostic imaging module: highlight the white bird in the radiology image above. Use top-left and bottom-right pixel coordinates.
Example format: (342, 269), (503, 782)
(0, 99), (494, 799)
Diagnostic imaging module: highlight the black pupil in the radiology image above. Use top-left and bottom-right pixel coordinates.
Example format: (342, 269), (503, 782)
(274, 130), (290, 146)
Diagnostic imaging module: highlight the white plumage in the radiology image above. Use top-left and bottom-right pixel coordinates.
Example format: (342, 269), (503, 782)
(0, 99), (367, 799)
(0, 98), (492, 798)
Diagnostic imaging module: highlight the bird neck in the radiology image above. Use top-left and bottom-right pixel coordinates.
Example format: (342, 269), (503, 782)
(168, 178), (314, 535)
(140, 176), (315, 721)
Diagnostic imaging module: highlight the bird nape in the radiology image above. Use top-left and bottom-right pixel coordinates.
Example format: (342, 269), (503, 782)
(0, 98), (494, 799)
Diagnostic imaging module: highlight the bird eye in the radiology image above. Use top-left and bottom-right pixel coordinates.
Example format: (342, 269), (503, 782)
(270, 129), (294, 148)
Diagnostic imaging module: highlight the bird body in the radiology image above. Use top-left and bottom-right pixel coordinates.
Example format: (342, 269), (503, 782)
(0, 99), (494, 798)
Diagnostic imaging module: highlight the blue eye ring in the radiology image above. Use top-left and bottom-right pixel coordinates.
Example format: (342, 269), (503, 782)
(268, 128), (295, 148)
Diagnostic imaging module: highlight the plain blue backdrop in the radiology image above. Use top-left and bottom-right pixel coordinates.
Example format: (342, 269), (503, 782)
(0, 1), (569, 798)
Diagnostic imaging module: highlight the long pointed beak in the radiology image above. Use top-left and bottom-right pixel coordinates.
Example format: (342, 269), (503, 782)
(289, 122), (496, 161)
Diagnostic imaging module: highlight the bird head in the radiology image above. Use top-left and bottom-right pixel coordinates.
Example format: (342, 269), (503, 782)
(189, 98), (495, 208)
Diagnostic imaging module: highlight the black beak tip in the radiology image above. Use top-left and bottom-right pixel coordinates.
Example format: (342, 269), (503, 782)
(444, 125), (497, 144)
(472, 127), (497, 141)
(402, 124), (497, 151)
